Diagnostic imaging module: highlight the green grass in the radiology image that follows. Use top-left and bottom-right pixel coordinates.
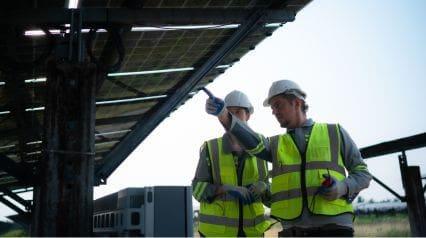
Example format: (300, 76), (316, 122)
(195, 213), (411, 237)
(384, 228), (411, 237)
(354, 213), (410, 237)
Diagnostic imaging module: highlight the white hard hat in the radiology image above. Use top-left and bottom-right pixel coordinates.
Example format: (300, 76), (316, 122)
(263, 80), (306, 106)
(224, 90), (254, 114)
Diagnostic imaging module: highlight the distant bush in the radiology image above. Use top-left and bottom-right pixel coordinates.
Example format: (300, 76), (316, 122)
(1, 229), (27, 237)
(0, 221), (27, 237)
(0, 221), (18, 233)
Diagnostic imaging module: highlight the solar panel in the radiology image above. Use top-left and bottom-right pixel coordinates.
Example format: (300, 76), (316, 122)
(0, 0), (311, 192)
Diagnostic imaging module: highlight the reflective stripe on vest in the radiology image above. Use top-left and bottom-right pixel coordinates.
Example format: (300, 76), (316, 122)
(199, 214), (268, 228)
(199, 137), (271, 237)
(270, 123), (353, 220)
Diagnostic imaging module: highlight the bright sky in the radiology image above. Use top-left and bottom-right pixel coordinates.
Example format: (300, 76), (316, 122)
(1, 0), (426, 220)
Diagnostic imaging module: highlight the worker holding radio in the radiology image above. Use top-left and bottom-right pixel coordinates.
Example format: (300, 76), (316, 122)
(205, 80), (372, 237)
(192, 90), (272, 237)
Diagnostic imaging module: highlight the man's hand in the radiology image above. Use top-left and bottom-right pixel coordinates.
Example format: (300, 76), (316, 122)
(205, 97), (225, 116)
(247, 181), (268, 201)
(221, 185), (255, 204)
(318, 175), (348, 201)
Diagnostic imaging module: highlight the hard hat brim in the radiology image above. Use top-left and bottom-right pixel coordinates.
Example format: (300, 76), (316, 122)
(262, 98), (270, 107)
(262, 91), (306, 107)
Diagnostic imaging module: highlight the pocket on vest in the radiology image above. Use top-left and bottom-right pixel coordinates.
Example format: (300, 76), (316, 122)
(328, 198), (349, 208)
(309, 146), (330, 162)
(199, 200), (227, 235)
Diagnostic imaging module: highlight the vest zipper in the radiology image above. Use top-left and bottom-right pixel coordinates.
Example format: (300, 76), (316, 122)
(300, 151), (308, 212)
(236, 154), (245, 235)
(290, 129), (310, 216)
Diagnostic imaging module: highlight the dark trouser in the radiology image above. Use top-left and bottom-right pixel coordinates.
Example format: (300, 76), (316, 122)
(278, 225), (354, 237)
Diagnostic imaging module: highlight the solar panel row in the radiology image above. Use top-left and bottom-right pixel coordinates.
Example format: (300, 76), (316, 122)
(0, 0), (311, 191)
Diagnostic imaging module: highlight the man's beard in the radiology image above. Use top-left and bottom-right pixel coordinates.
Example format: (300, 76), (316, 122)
(277, 118), (289, 128)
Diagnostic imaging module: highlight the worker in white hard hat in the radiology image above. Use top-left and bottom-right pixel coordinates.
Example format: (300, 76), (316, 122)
(205, 80), (372, 237)
(192, 90), (272, 237)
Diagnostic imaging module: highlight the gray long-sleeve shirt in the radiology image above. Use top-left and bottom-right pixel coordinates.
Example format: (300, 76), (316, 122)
(229, 116), (372, 228)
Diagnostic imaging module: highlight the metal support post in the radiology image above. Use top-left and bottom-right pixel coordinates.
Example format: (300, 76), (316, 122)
(31, 61), (97, 236)
(399, 152), (426, 236)
(31, 9), (97, 236)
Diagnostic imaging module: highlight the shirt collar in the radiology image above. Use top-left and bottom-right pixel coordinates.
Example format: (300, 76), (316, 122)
(287, 118), (315, 133)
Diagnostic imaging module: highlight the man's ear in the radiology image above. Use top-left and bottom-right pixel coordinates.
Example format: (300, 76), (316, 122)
(246, 113), (251, 121)
(294, 98), (303, 110)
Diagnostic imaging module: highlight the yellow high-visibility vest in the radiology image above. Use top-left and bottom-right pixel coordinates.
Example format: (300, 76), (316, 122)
(269, 123), (353, 221)
(199, 137), (271, 237)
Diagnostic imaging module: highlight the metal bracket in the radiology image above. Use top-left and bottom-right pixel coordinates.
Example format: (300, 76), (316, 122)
(0, 187), (32, 211)
(0, 196), (27, 215)
(399, 151), (408, 189)
(69, 9), (84, 63)
(372, 175), (406, 202)
(0, 154), (35, 185)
